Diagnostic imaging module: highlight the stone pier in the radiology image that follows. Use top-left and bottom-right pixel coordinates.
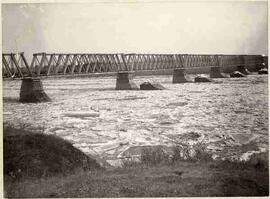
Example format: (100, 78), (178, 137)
(172, 68), (189, 83)
(19, 78), (51, 102)
(115, 72), (139, 90)
(210, 66), (226, 78)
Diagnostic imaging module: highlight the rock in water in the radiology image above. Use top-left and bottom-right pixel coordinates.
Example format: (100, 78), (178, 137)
(194, 75), (212, 82)
(140, 82), (166, 90)
(237, 65), (250, 75)
(258, 68), (268, 75)
(230, 71), (246, 78)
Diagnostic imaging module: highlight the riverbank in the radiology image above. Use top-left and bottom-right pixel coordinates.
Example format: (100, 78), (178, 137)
(4, 125), (269, 197)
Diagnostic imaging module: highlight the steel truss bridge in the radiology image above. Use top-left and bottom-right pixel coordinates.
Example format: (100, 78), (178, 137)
(2, 52), (265, 79)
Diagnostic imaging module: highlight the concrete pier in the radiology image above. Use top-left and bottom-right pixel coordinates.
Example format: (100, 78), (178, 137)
(19, 78), (51, 102)
(210, 66), (226, 78)
(115, 72), (139, 90)
(172, 68), (189, 83)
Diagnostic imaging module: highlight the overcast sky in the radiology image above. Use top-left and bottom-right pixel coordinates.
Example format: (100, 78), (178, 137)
(2, 1), (268, 60)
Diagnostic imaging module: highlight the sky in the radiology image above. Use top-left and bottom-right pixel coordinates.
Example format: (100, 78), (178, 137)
(2, 1), (268, 60)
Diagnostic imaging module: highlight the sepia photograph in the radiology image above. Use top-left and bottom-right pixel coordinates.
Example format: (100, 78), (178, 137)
(2, 0), (268, 197)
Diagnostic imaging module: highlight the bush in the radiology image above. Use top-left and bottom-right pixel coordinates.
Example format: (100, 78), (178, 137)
(171, 142), (212, 163)
(141, 147), (170, 166)
(171, 144), (190, 163)
(122, 143), (213, 167)
(191, 142), (213, 162)
(121, 158), (142, 168)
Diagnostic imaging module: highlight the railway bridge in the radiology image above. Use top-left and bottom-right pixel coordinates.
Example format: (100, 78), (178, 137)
(2, 52), (267, 102)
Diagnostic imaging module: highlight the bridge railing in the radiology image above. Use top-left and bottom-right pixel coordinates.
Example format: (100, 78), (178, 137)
(2, 52), (266, 79)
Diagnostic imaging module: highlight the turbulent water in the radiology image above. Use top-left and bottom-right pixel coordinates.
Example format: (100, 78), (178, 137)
(3, 74), (268, 166)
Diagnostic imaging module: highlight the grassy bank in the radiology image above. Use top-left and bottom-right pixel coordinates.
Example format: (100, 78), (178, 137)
(4, 125), (269, 197)
(4, 124), (103, 179)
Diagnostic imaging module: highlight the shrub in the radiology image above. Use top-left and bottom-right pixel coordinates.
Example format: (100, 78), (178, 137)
(191, 142), (213, 162)
(141, 147), (170, 166)
(121, 157), (142, 168)
(171, 144), (190, 163)
(121, 143), (213, 168)
(171, 143), (212, 163)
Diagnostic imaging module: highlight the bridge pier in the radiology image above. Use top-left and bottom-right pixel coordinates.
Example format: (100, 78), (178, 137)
(172, 68), (189, 83)
(19, 78), (51, 102)
(237, 65), (250, 75)
(210, 66), (226, 78)
(115, 72), (139, 90)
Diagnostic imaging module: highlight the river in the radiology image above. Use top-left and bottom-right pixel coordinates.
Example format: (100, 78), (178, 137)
(3, 74), (268, 166)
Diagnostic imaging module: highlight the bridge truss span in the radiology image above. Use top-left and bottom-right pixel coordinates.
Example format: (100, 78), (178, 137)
(2, 52), (266, 79)
(30, 53), (128, 76)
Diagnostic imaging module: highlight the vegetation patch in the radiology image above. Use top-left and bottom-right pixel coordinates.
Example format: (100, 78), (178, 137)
(4, 124), (103, 180)
(121, 142), (213, 168)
